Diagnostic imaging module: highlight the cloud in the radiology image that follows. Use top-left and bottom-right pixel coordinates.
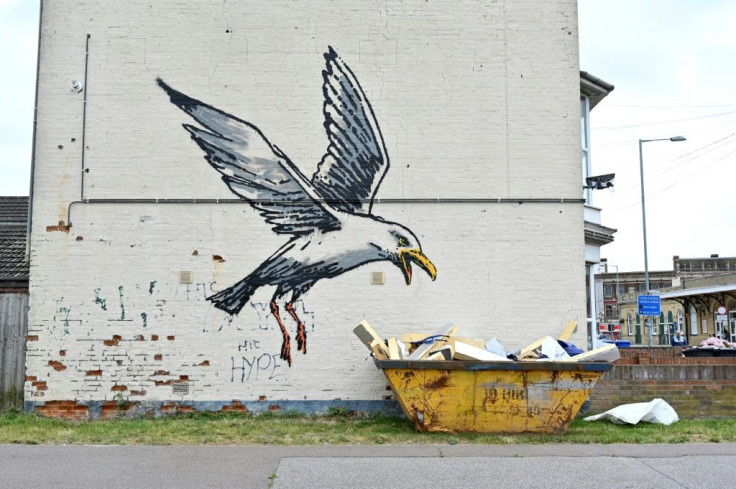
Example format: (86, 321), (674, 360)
(0, 0), (39, 195)
(580, 0), (736, 270)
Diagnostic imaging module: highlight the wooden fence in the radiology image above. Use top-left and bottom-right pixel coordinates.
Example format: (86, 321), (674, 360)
(0, 294), (28, 409)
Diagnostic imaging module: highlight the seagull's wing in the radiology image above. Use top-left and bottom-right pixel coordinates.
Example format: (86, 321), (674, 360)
(311, 47), (390, 215)
(158, 78), (340, 235)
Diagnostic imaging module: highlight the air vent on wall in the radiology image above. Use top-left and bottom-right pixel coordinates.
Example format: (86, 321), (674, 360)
(371, 271), (385, 285)
(179, 271), (193, 284)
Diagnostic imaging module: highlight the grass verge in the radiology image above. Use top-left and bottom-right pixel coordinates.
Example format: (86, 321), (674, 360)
(1, 409), (736, 445)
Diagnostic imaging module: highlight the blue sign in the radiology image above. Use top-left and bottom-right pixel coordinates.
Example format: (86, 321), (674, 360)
(638, 295), (661, 316)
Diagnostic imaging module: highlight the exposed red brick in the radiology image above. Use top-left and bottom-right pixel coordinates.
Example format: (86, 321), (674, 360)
(26, 335), (39, 341)
(48, 360), (66, 371)
(151, 335), (159, 341)
(167, 335), (175, 341)
(268, 405), (282, 412)
(135, 335), (145, 341)
(154, 354), (163, 361)
(111, 384), (127, 392)
(75, 236), (83, 241)
(155, 380), (172, 386)
(152, 370), (170, 376)
(25, 375), (37, 382)
(258, 395), (267, 401)
(192, 250), (198, 256)
(103, 335), (124, 346)
(98, 400), (141, 420)
(86, 370), (102, 376)
(59, 350), (66, 356)
(35, 401), (89, 420)
(212, 254), (225, 262)
(179, 375), (189, 381)
(32, 381), (47, 391)
(196, 360), (210, 366)
(221, 400), (248, 413)
(160, 402), (195, 414)
(46, 221), (70, 233)
(130, 390), (147, 396)
(99, 402), (120, 419)
(161, 401), (180, 413)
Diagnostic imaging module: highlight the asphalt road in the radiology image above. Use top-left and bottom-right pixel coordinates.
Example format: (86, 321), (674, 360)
(1, 443), (734, 489)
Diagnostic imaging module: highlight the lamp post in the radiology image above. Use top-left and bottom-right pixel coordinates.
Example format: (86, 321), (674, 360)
(639, 136), (686, 345)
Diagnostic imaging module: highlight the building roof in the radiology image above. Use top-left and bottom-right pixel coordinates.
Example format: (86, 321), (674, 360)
(0, 196), (28, 223)
(0, 196), (29, 284)
(580, 71), (615, 110)
(660, 283), (736, 300)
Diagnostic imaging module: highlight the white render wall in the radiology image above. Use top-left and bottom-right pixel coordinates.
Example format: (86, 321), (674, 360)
(27, 0), (584, 407)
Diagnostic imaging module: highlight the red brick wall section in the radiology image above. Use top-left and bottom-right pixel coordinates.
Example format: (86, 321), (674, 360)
(34, 401), (90, 420)
(587, 347), (736, 419)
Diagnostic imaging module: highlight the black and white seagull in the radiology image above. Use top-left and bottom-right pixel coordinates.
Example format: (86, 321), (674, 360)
(158, 47), (437, 366)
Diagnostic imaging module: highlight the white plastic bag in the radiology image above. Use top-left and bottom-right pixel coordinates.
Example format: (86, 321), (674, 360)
(584, 398), (679, 426)
(539, 336), (570, 360)
(485, 337), (507, 357)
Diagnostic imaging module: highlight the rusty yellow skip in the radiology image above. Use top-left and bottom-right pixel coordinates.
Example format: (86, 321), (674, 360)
(376, 359), (612, 434)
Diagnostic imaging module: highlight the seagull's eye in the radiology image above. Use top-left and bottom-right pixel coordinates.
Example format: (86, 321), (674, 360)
(398, 236), (409, 247)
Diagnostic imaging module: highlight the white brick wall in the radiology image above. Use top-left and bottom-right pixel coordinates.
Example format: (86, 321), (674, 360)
(27, 0), (584, 408)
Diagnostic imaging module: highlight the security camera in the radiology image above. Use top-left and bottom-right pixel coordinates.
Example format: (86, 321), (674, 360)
(585, 173), (615, 190)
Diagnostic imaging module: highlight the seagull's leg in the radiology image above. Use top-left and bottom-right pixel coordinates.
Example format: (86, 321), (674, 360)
(270, 301), (292, 367)
(286, 302), (307, 354)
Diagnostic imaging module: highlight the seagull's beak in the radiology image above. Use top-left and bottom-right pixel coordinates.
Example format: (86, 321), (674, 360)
(398, 248), (437, 285)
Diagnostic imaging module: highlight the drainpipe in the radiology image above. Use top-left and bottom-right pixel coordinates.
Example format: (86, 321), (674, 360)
(26, 0), (44, 260)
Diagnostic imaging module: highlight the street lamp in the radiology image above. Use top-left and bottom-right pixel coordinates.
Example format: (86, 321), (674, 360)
(639, 136), (686, 345)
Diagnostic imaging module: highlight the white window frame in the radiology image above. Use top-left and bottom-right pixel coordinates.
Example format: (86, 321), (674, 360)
(603, 284), (613, 298)
(581, 96), (592, 204)
(690, 306), (698, 335)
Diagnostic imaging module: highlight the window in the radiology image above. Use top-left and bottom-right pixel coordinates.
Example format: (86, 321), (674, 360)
(690, 306), (698, 335)
(604, 285), (613, 298)
(605, 305), (613, 317)
(581, 97), (591, 203)
(627, 313), (633, 336)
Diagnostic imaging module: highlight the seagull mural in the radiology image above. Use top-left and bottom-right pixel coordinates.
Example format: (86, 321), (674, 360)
(158, 47), (437, 366)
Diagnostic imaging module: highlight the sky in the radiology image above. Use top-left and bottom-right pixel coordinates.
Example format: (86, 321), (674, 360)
(1, 1), (735, 273)
(578, 0), (736, 272)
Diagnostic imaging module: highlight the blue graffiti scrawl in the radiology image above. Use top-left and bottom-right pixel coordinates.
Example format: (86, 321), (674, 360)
(159, 47), (437, 366)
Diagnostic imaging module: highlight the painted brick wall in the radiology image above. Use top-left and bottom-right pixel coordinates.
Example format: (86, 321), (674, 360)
(28, 0), (584, 415)
(587, 348), (736, 419)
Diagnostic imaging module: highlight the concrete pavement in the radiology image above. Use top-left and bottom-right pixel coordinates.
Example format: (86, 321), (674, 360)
(1, 443), (735, 488)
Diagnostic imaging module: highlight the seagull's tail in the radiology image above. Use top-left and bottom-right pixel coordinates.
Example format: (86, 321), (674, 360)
(207, 278), (259, 316)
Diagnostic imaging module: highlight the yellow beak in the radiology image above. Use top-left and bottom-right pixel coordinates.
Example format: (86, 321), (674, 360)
(398, 248), (437, 285)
